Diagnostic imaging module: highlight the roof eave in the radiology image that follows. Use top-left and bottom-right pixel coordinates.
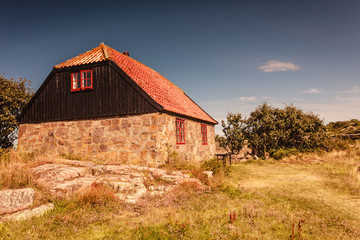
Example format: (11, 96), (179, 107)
(162, 109), (217, 125)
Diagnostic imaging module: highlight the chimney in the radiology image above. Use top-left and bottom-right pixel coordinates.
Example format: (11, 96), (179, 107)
(123, 51), (129, 56)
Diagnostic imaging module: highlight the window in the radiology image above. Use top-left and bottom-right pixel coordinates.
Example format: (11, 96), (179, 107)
(71, 70), (93, 92)
(176, 118), (185, 144)
(201, 124), (207, 145)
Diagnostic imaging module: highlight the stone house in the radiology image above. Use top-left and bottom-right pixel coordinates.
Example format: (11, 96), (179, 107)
(18, 43), (218, 166)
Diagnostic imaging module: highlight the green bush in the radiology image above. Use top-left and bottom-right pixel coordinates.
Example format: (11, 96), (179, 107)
(271, 147), (298, 160)
(201, 157), (229, 175)
(322, 137), (353, 151)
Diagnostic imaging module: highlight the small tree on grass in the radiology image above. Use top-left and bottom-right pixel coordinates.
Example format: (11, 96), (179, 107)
(0, 74), (33, 149)
(218, 113), (246, 164)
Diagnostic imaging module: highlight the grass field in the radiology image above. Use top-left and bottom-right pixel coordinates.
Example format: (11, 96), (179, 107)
(1, 146), (360, 239)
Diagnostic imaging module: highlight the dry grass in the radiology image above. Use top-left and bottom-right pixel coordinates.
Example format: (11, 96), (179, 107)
(279, 144), (360, 194)
(0, 150), (53, 209)
(0, 150), (46, 189)
(75, 183), (117, 206)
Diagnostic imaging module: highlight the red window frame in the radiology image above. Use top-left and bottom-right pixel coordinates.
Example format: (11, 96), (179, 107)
(201, 124), (207, 145)
(71, 70), (93, 92)
(71, 72), (81, 92)
(81, 70), (93, 90)
(176, 118), (185, 144)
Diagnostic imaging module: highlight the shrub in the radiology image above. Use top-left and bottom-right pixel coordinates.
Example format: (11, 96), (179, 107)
(245, 103), (327, 157)
(162, 149), (199, 171)
(201, 157), (228, 175)
(322, 137), (353, 151)
(271, 148), (299, 160)
(189, 169), (209, 185)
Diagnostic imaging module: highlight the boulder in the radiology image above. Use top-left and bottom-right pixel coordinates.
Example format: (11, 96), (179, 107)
(0, 188), (35, 215)
(0, 203), (54, 222)
(50, 176), (96, 197)
(32, 164), (88, 188)
(203, 171), (213, 178)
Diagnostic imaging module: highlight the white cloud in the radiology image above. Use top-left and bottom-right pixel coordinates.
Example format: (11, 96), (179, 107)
(299, 88), (320, 94)
(341, 86), (360, 95)
(259, 60), (300, 72)
(235, 96), (256, 101)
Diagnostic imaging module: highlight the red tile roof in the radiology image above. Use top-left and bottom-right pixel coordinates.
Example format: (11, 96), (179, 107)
(55, 43), (217, 124)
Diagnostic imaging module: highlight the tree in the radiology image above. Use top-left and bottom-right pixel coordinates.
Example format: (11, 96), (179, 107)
(245, 103), (277, 157)
(246, 103), (327, 158)
(0, 74), (34, 148)
(278, 105), (327, 150)
(218, 113), (246, 164)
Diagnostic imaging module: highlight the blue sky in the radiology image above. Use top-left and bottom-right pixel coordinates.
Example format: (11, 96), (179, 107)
(1, 0), (359, 134)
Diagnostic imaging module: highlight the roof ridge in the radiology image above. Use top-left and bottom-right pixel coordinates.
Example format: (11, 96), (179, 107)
(54, 44), (106, 69)
(99, 42), (110, 60)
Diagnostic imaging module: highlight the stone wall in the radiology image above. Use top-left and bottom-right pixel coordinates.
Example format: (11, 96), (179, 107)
(18, 113), (215, 166)
(157, 114), (216, 162)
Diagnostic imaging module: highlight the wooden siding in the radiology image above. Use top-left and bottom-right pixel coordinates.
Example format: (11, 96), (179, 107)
(20, 61), (161, 123)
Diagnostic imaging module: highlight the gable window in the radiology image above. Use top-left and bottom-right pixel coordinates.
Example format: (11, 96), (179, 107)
(71, 70), (93, 92)
(176, 118), (185, 144)
(201, 124), (207, 145)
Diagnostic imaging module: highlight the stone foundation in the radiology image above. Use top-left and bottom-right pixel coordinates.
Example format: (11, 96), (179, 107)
(18, 113), (215, 166)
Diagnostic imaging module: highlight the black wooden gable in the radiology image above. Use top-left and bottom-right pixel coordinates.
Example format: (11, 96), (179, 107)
(19, 61), (164, 123)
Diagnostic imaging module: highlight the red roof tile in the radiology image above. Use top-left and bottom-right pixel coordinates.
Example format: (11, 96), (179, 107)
(55, 43), (217, 124)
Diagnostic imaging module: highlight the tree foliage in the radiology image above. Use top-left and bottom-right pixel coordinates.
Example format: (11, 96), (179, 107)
(245, 103), (327, 157)
(218, 113), (246, 155)
(0, 74), (34, 148)
(244, 103), (276, 156)
(218, 103), (328, 159)
(326, 119), (360, 135)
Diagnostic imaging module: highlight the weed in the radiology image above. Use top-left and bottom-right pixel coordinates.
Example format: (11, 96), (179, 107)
(0, 223), (9, 240)
(76, 183), (117, 206)
(220, 185), (242, 198)
(0, 149), (10, 164)
(59, 153), (86, 161)
(298, 219), (305, 238)
(229, 211), (236, 224)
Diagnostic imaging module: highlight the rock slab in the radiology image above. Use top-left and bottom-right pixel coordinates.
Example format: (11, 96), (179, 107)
(0, 203), (54, 222)
(31, 160), (203, 203)
(0, 188), (35, 215)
